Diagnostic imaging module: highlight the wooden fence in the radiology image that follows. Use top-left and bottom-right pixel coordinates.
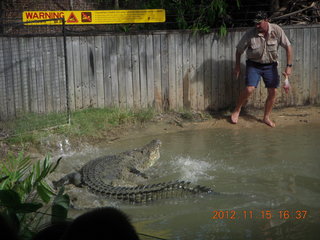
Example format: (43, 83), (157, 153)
(1, 25), (319, 120)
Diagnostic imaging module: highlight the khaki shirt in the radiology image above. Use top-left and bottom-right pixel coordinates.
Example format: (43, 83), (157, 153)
(236, 23), (291, 64)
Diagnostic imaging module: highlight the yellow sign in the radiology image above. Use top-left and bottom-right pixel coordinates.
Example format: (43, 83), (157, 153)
(22, 9), (166, 25)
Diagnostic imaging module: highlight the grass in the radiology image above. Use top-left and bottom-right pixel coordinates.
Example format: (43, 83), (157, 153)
(1, 107), (155, 146)
(65, 107), (154, 137)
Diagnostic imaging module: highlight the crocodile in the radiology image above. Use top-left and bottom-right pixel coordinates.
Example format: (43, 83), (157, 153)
(53, 139), (214, 203)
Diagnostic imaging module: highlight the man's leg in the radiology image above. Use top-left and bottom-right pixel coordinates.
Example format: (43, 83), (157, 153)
(231, 86), (255, 124)
(263, 88), (276, 127)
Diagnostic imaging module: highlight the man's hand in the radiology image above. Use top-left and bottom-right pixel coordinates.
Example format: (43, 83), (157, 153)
(284, 66), (292, 77)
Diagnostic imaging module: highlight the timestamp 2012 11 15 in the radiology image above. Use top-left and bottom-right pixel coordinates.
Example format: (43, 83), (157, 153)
(211, 210), (308, 220)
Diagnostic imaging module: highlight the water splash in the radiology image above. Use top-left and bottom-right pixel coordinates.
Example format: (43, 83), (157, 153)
(171, 155), (214, 182)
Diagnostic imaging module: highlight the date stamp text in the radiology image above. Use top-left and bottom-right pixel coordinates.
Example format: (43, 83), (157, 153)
(211, 210), (308, 220)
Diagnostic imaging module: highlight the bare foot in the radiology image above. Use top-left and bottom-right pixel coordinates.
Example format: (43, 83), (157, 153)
(263, 118), (276, 128)
(231, 111), (240, 124)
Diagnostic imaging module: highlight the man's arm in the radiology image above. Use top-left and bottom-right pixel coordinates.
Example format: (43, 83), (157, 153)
(234, 49), (243, 79)
(284, 45), (293, 76)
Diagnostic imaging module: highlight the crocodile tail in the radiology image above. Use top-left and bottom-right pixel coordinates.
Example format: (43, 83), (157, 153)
(87, 180), (213, 203)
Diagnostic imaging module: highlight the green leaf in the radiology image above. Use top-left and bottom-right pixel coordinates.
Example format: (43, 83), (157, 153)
(36, 182), (53, 203)
(51, 205), (69, 224)
(0, 189), (21, 208)
(53, 188), (70, 210)
(36, 184), (50, 203)
(15, 202), (43, 213)
(49, 157), (63, 174)
(51, 187), (70, 223)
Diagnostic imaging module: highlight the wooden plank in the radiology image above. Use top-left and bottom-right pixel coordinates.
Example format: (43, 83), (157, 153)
(160, 34), (169, 111)
(175, 33), (183, 110)
(168, 33), (176, 110)
(51, 37), (62, 112)
(72, 37), (82, 110)
(3, 38), (15, 118)
(26, 37), (38, 113)
(218, 36), (227, 109)
(153, 34), (162, 111)
(102, 36), (112, 107)
(289, 28), (300, 106)
(189, 34), (197, 110)
(117, 35), (126, 108)
(48, 37), (56, 112)
(287, 29), (296, 106)
(58, 37), (68, 112)
(131, 35), (141, 108)
(124, 35), (133, 108)
(18, 38), (30, 113)
(318, 28), (320, 103)
(203, 34), (212, 110)
(80, 36), (90, 109)
(196, 34), (204, 111)
(145, 34), (154, 108)
(94, 36), (105, 108)
(34, 37), (46, 113)
(0, 38), (8, 120)
(310, 27), (317, 104)
(10, 38), (23, 114)
(293, 28), (303, 105)
(66, 36), (75, 111)
(182, 33), (191, 110)
(109, 36), (119, 107)
(224, 32), (233, 109)
(211, 33), (219, 110)
(87, 36), (97, 108)
(303, 28), (311, 105)
(138, 35), (148, 108)
(41, 37), (53, 113)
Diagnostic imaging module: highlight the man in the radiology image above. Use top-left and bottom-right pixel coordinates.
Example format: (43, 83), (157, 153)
(231, 11), (293, 127)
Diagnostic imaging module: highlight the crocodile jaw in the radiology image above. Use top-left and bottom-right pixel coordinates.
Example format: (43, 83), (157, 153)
(147, 146), (160, 168)
(140, 139), (162, 169)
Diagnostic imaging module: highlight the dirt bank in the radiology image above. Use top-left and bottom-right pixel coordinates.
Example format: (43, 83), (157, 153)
(115, 106), (320, 142)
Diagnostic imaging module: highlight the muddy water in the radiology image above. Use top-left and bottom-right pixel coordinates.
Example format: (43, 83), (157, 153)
(57, 124), (320, 240)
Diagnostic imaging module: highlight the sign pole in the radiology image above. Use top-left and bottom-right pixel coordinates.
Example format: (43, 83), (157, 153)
(62, 17), (71, 125)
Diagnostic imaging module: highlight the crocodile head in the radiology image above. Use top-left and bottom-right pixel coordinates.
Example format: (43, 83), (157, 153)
(144, 139), (162, 167)
(131, 139), (162, 170)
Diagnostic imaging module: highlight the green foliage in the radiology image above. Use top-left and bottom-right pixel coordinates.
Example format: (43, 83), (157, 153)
(0, 153), (69, 239)
(142, 0), (240, 34)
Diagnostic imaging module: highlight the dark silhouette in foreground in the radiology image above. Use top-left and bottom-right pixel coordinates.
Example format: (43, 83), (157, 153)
(61, 207), (140, 240)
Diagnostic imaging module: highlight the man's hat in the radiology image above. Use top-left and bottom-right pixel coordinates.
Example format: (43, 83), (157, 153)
(253, 11), (268, 23)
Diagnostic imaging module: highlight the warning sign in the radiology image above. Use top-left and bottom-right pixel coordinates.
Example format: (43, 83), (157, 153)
(22, 9), (166, 25)
(66, 12), (78, 23)
(81, 12), (92, 22)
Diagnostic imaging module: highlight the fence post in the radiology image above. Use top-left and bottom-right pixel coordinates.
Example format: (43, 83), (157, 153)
(62, 18), (71, 125)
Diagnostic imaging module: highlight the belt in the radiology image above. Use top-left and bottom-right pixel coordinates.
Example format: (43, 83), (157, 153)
(247, 60), (276, 66)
